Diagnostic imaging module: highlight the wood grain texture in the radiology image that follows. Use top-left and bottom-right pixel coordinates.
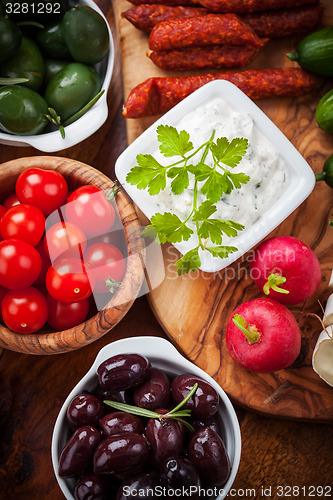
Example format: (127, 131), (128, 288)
(0, 157), (145, 355)
(0, 3), (332, 500)
(114, 0), (333, 421)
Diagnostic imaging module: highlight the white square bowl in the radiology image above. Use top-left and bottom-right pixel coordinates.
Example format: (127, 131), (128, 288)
(0, 0), (114, 152)
(51, 336), (241, 500)
(115, 81), (315, 273)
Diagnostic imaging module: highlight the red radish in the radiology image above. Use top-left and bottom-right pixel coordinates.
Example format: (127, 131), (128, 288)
(250, 236), (321, 305)
(226, 297), (301, 373)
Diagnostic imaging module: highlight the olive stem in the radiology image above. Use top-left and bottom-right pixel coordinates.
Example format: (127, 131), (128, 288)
(62, 89), (105, 127)
(16, 21), (45, 28)
(0, 77), (29, 85)
(46, 107), (65, 139)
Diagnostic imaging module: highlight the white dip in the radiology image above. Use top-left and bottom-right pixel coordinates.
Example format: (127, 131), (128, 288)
(152, 98), (289, 247)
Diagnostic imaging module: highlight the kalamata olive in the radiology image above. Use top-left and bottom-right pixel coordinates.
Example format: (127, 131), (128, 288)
(74, 473), (113, 500)
(171, 375), (219, 419)
(188, 427), (230, 486)
(94, 385), (133, 410)
(66, 393), (104, 430)
(145, 410), (185, 467)
(133, 368), (170, 410)
(93, 432), (149, 479)
(115, 471), (161, 500)
(189, 414), (223, 437)
(97, 353), (151, 392)
(160, 456), (201, 492)
(59, 426), (101, 478)
(99, 412), (145, 438)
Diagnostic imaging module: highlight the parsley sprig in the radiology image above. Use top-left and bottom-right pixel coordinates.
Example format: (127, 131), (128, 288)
(126, 125), (250, 274)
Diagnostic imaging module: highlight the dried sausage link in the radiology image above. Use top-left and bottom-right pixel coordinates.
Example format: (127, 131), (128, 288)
(128, 0), (198, 7)
(197, 0), (318, 14)
(123, 68), (318, 118)
(123, 4), (323, 38)
(148, 13), (264, 51)
(148, 44), (262, 71)
(122, 4), (208, 32)
(243, 5), (324, 38)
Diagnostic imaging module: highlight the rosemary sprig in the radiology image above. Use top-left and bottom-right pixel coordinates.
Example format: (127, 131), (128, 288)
(104, 382), (198, 432)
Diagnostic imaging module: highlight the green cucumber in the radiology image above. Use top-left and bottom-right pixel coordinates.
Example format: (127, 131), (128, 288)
(316, 89), (333, 134)
(287, 27), (333, 77)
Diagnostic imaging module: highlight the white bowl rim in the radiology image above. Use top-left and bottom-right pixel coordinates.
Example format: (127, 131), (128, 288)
(51, 336), (242, 500)
(0, 0), (114, 152)
(115, 80), (315, 273)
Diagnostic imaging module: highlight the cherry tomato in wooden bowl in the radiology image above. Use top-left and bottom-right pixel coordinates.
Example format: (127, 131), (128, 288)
(0, 156), (145, 355)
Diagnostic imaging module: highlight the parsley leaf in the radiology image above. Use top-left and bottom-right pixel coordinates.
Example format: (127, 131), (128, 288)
(157, 125), (193, 158)
(192, 200), (217, 220)
(167, 166), (190, 195)
(211, 137), (248, 168)
(193, 202), (244, 245)
(205, 245), (238, 259)
(143, 212), (193, 244)
(226, 171), (250, 189)
(176, 247), (201, 275)
(126, 154), (166, 195)
(200, 170), (232, 202)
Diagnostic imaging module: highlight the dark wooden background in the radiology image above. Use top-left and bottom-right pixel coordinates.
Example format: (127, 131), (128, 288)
(0, 1), (332, 499)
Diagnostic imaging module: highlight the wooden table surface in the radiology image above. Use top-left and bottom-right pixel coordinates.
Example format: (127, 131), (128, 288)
(0, 1), (332, 499)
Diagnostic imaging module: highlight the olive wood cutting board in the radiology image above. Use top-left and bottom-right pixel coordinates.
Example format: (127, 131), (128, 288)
(113, 0), (333, 421)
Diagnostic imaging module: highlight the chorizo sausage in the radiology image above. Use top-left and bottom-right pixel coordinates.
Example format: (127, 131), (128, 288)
(147, 44), (262, 71)
(128, 0), (198, 6)
(122, 68), (318, 118)
(243, 5), (324, 38)
(148, 13), (265, 51)
(123, 4), (323, 38)
(122, 4), (208, 32)
(197, 0), (319, 14)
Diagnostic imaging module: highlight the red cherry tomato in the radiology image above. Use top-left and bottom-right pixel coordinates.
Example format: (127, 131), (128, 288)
(34, 240), (51, 285)
(0, 285), (8, 322)
(46, 258), (94, 302)
(3, 193), (20, 209)
(0, 204), (6, 220)
(15, 168), (68, 216)
(66, 186), (116, 239)
(2, 287), (48, 334)
(0, 205), (6, 242)
(84, 242), (125, 294)
(44, 221), (86, 263)
(0, 239), (41, 290)
(0, 204), (45, 246)
(46, 294), (90, 330)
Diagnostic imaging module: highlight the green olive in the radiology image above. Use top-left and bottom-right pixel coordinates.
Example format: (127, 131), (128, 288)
(44, 62), (101, 120)
(0, 36), (45, 91)
(43, 58), (72, 87)
(0, 85), (48, 135)
(36, 20), (71, 59)
(62, 5), (109, 64)
(0, 17), (22, 63)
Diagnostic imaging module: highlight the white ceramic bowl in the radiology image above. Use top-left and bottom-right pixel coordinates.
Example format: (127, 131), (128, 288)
(0, 0), (114, 152)
(115, 80), (315, 273)
(52, 336), (241, 499)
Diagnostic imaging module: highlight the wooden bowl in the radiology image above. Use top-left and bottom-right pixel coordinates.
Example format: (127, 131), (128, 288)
(0, 156), (145, 355)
